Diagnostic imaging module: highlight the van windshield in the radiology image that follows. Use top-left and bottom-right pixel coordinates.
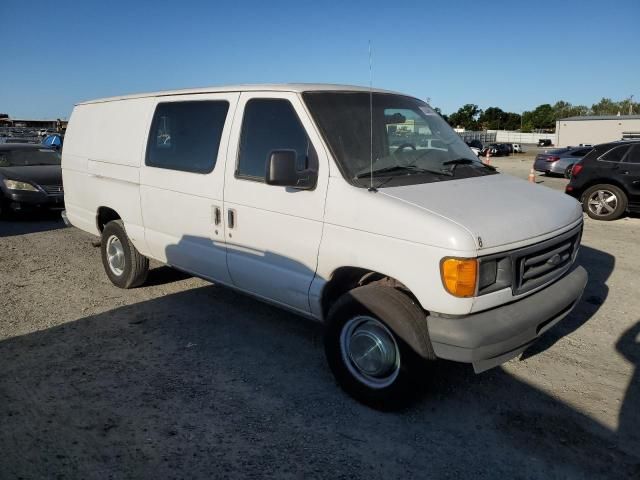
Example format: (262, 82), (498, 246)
(303, 92), (497, 188)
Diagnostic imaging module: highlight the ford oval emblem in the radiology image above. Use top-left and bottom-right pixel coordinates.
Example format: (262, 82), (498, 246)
(547, 253), (562, 266)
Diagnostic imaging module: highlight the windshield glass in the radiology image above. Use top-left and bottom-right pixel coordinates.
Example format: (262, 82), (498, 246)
(303, 92), (496, 187)
(0, 149), (61, 166)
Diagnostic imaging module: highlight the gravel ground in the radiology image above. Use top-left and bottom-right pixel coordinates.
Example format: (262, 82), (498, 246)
(1, 153), (639, 479)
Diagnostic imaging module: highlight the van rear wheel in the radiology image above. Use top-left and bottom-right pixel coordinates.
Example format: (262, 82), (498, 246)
(101, 220), (149, 288)
(324, 285), (435, 410)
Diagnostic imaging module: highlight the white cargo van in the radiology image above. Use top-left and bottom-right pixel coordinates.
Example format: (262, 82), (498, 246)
(62, 84), (588, 408)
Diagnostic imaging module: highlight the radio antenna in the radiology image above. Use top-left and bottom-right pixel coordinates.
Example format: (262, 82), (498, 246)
(368, 40), (376, 192)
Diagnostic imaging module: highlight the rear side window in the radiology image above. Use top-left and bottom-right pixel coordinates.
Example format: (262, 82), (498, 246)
(237, 99), (313, 180)
(599, 144), (631, 163)
(571, 148), (590, 156)
(146, 101), (229, 173)
(624, 144), (640, 164)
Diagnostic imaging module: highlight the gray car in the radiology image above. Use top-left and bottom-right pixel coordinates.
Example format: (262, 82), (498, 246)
(533, 146), (592, 177)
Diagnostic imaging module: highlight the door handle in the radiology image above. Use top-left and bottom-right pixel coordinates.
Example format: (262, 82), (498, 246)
(227, 209), (236, 229)
(212, 206), (221, 226)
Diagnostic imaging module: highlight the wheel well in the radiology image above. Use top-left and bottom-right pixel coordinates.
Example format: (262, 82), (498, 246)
(321, 267), (412, 320)
(96, 207), (121, 232)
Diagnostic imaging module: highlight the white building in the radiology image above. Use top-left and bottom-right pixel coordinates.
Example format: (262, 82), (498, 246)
(555, 115), (640, 147)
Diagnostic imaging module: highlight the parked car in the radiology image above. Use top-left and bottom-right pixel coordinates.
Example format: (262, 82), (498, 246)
(5, 137), (39, 144)
(62, 84), (587, 409)
(465, 139), (483, 150)
(513, 143), (523, 153)
(468, 146), (481, 156)
(502, 143), (514, 154)
(42, 133), (63, 151)
(533, 146), (593, 177)
(565, 140), (640, 220)
(538, 139), (553, 147)
(480, 143), (510, 157)
(465, 140), (483, 156)
(0, 144), (64, 217)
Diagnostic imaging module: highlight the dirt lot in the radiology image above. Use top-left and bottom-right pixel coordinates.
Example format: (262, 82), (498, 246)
(1, 151), (639, 479)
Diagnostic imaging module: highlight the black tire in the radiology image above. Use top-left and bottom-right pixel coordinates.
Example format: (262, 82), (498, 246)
(101, 220), (149, 288)
(581, 184), (627, 221)
(324, 285), (436, 410)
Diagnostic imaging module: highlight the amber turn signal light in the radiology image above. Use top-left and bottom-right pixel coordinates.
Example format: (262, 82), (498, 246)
(440, 257), (478, 297)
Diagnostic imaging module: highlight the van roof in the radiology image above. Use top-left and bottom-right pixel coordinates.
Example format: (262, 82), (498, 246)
(77, 83), (405, 105)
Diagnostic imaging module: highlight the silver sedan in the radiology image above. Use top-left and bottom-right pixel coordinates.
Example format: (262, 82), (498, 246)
(533, 147), (592, 177)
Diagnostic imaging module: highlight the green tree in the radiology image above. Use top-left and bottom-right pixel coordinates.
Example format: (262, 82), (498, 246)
(591, 98), (620, 116)
(522, 104), (555, 130)
(618, 98), (640, 116)
(448, 104), (482, 130)
(552, 100), (589, 120)
(478, 107), (504, 130)
(478, 107), (522, 130)
(503, 112), (522, 130)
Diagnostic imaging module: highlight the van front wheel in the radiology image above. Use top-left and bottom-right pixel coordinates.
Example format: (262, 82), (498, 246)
(324, 285), (434, 410)
(101, 220), (149, 288)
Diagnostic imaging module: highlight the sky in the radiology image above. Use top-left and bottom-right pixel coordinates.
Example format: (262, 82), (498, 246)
(1, 0), (638, 119)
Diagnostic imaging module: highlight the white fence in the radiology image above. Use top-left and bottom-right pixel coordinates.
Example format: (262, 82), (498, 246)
(489, 130), (556, 144)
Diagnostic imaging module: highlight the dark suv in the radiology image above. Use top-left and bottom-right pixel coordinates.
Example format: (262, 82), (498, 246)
(565, 140), (640, 220)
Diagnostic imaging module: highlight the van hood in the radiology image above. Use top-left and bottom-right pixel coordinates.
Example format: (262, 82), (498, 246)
(380, 173), (582, 250)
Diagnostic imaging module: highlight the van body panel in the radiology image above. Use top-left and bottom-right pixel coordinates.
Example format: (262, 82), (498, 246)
(62, 99), (154, 167)
(62, 99), (153, 255)
(223, 91), (330, 313)
(140, 92), (239, 284)
(382, 174), (583, 250)
(322, 178), (478, 252)
(87, 159), (139, 185)
(314, 221), (476, 316)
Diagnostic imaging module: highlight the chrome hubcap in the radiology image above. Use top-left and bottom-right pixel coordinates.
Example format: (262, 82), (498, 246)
(106, 235), (125, 276)
(340, 316), (400, 389)
(587, 190), (617, 216)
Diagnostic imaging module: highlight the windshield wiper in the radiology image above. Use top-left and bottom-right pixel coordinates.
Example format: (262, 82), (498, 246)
(355, 165), (450, 179)
(442, 158), (496, 175)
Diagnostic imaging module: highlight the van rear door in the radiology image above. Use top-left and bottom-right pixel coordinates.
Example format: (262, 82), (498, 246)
(140, 93), (239, 282)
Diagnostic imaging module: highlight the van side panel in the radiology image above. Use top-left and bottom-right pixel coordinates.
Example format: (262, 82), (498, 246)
(310, 178), (478, 318)
(63, 99), (153, 166)
(61, 99), (155, 255)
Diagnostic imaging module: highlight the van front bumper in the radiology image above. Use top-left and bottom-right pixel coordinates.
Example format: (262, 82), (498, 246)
(427, 265), (588, 373)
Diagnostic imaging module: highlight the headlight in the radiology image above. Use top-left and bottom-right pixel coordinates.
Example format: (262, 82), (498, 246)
(479, 259), (497, 290)
(3, 179), (39, 191)
(477, 257), (513, 294)
(440, 257), (478, 297)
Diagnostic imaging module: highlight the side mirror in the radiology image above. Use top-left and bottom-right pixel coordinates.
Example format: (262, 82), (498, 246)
(266, 150), (316, 190)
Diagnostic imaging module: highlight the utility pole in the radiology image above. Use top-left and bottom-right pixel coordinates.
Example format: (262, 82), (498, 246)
(630, 95), (634, 115)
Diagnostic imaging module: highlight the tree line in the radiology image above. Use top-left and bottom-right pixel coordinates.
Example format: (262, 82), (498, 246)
(437, 97), (640, 132)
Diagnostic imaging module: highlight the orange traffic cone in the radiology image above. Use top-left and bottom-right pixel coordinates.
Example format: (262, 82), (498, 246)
(528, 169), (535, 183)
(485, 150), (491, 165)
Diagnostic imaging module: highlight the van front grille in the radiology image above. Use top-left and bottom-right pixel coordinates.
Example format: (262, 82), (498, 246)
(513, 227), (581, 295)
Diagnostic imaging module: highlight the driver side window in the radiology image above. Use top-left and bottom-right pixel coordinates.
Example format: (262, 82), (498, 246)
(237, 99), (316, 182)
